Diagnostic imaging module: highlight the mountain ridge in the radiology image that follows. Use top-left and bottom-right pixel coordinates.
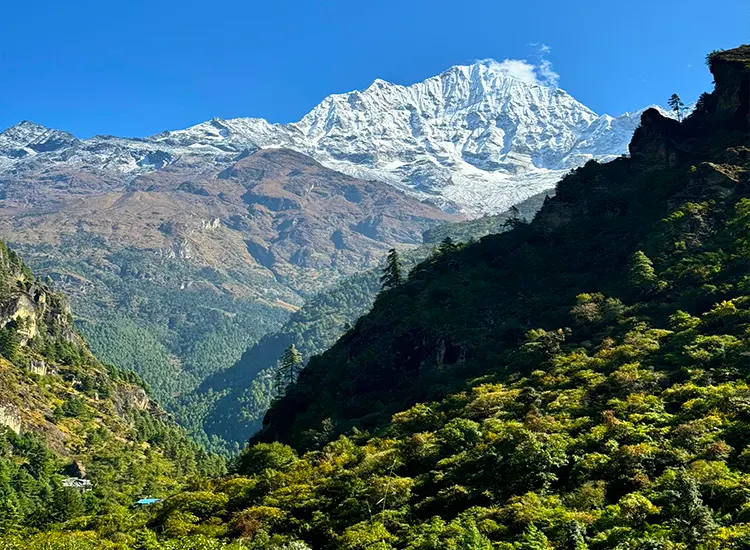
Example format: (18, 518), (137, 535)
(0, 146), (455, 433)
(0, 60), (678, 215)
(15, 44), (748, 550)
(257, 45), (749, 449)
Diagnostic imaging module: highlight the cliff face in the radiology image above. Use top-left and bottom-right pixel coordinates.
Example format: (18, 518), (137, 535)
(0, 242), (225, 535)
(0, 244), (81, 345)
(258, 45), (750, 449)
(0, 239), (162, 451)
(706, 45), (750, 128)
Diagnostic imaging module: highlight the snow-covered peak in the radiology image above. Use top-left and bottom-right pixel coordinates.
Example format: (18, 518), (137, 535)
(0, 63), (676, 215)
(0, 121), (78, 155)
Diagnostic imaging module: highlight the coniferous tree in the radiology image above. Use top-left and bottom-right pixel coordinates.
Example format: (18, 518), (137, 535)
(274, 344), (303, 398)
(564, 521), (588, 550)
(438, 237), (458, 255)
(668, 93), (686, 122)
(627, 250), (664, 296)
(517, 524), (553, 549)
(0, 327), (19, 362)
(667, 470), (716, 545)
(380, 249), (403, 290)
(502, 205), (524, 229)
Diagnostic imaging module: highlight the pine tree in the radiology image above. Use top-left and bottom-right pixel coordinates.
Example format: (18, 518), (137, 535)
(564, 520), (588, 550)
(517, 524), (553, 549)
(274, 344), (303, 398)
(380, 249), (403, 290)
(132, 530), (161, 550)
(48, 484), (85, 524)
(667, 470), (716, 545)
(438, 237), (458, 255)
(668, 93), (686, 122)
(0, 327), (19, 362)
(627, 250), (664, 296)
(456, 519), (495, 549)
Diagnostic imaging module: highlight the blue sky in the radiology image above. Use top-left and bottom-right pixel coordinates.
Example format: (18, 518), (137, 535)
(1, 0), (747, 138)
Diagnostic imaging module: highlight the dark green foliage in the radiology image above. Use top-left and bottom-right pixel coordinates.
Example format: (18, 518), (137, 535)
(668, 93), (686, 122)
(662, 470), (716, 545)
(232, 442), (298, 476)
(0, 328), (19, 362)
(380, 249), (404, 290)
(58, 397), (87, 418)
(274, 345), (303, 398)
(626, 250), (665, 297)
(437, 237), (458, 255)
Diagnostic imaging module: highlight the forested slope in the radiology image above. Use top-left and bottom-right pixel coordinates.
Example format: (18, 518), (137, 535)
(189, 190), (550, 452)
(259, 46), (750, 450)
(0, 240), (223, 542)
(4, 45), (750, 550)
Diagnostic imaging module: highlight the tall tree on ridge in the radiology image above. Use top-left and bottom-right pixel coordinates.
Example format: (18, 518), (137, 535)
(274, 344), (303, 399)
(668, 93), (686, 122)
(438, 237), (458, 255)
(380, 249), (404, 290)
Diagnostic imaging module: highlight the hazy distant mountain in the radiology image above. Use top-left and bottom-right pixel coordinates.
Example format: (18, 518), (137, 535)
(0, 144), (454, 418)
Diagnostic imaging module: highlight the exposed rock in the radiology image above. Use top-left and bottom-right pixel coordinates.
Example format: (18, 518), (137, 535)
(0, 148), (456, 298)
(29, 359), (49, 376)
(201, 217), (221, 230)
(706, 45), (750, 129)
(0, 404), (21, 434)
(629, 109), (683, 169)
(113, 384), (153, 416)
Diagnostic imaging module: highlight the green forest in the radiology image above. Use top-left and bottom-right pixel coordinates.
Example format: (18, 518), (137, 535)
(0, 241), (224, 548)
(9, 238), (290, 415)
(0, 45), (748, 549)
(190, 188), (553, 453)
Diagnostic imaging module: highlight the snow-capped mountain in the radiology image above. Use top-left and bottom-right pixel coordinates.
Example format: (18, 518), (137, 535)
(0, 60), (671, 215)
(0, 121), (78, 163)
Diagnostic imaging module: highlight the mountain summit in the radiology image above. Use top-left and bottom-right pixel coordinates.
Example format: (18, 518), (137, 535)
(0, 61), (671, 215)
(0, 121), (78, 163)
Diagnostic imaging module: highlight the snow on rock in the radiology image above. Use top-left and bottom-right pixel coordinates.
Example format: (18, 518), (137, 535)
(0, 62), (676, 216)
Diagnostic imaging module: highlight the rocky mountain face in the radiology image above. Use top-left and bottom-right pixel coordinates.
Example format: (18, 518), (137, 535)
(0, 146), (454, 298)
(1, 61), (669, 217)
(0, 238), (152, 444)
(0, 144), (454, 424)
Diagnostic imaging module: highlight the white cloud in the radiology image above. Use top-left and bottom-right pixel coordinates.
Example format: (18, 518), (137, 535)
(477, 55), (559, 87)
(476, 43), (559, 87)
(478, 58), (540, 86)
(528, 42), (552, 54)
(537, 59), (560, 87)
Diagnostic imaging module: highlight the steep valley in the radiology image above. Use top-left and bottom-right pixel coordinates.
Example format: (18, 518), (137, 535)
(0, 58), (682, 453)
(0, 148), (454, 422)
(3, 43), (746, 550)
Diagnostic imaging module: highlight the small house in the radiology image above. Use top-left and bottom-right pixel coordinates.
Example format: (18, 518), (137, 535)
(62, 477), (92, 492)
(134, 498), (162, 506)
